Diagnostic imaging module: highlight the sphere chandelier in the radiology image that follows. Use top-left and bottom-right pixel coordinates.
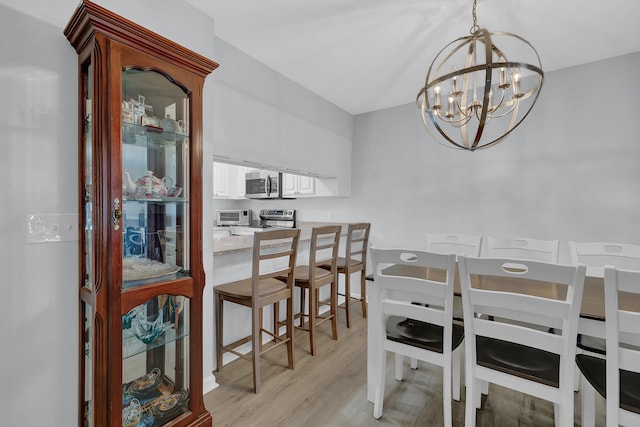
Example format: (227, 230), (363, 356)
(416, 0), (544, 151)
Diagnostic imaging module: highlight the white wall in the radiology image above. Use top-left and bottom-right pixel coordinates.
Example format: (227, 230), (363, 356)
(213, 38), (353, 139)
(0, 6), (78, 426)
(0, 1), (217, 425)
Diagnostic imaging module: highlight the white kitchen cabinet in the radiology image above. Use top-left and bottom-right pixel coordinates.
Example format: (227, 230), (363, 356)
(214, 162), (248, 199)
(213, 83), (282, 170)
(298, 175), (315, 195)
(213, 162), (230, 197)
(235, 165), (248, 198)
(282, 173), (296, 196)
(283, 173), (315, 197)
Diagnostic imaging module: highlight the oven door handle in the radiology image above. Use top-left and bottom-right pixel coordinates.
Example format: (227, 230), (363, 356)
(266, 176), (272, 197)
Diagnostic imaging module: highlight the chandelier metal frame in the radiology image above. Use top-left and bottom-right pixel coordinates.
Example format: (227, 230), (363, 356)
(417, 0), (544, 151)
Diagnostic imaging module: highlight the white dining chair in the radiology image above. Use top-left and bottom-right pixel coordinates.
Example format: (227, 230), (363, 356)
(458, 255), (586, 426)
(482, 236), (560, 330)
(569, 240), (640, 400)
(481, 235), (560, 398)
(427, 233), (482, 323)
(370, 248), (462, 426)
(485, 236), (559, 262)
(576, 266), (640, 427)
(404, 233), (480, 370)
(426, 233), (483, 257)
(569, 241), (640, 278)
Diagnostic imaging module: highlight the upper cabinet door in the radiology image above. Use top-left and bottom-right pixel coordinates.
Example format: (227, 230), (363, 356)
(120, 64), (192, 290)
(282, 173), (316, 197)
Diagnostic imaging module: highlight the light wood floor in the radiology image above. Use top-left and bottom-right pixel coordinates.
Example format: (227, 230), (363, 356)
(204, 304), (605, 426)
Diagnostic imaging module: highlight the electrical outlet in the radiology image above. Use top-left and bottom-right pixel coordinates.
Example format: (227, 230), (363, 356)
(26, 213), (79, 243)
(321, 211), (327, 220)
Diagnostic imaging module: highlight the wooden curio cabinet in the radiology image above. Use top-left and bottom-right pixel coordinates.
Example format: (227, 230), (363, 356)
(64, 1), (218, 426)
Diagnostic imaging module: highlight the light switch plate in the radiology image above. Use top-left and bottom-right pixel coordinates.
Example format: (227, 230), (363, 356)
(26, 213), (79, 243)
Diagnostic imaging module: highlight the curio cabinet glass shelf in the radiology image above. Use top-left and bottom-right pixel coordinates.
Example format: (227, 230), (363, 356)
(64, 1), (218, 426)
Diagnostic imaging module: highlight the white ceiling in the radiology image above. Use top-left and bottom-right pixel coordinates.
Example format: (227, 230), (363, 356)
(186, 0), (640, 115)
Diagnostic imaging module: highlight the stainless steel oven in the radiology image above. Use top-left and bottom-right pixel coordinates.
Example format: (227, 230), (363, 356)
(259, 209), (296, 228)
(245, 171), (282, 199)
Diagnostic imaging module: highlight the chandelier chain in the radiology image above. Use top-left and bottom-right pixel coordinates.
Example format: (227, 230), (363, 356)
(470, 0), (479, 34)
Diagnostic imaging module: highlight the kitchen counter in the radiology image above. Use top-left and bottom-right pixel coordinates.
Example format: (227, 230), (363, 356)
(213, 221), (349, 256)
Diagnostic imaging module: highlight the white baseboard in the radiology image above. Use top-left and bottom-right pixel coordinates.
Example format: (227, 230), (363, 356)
(203, 372), (219, 394)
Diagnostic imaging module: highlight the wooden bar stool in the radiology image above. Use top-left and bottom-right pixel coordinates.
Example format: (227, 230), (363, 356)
(334, 223), (370, 328)
(214, 228), (300, 393)
(291, 225), (341, 355)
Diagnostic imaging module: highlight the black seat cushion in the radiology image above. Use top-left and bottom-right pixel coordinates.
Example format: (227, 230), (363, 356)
(577, 334), (607, 356)
(575, 354), (640, 414)
(386, 315), (464, 353)
(475, 336), (560, 387)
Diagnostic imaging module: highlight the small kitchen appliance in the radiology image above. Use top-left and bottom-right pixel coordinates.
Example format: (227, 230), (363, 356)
(216, 209), (251, 226)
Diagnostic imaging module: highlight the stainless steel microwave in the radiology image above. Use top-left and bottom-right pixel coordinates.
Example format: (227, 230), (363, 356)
(216, 209), (251, 226)
(245, 171), (282, 199)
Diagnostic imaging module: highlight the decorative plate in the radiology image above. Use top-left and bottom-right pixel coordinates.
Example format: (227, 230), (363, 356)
(129, 368), (162, 397)
(151, 389), (189, 419)
(123, 258), (181, 285)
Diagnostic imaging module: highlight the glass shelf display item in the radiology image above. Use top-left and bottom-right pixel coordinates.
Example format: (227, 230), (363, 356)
(65, 1), (218, 426)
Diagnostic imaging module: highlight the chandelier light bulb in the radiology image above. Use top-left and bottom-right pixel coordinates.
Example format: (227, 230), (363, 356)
(446, 95), (455, 118)
(512, 69), (523, 98)
(434, 85), (442, 109)
(498, 67), (510, 89)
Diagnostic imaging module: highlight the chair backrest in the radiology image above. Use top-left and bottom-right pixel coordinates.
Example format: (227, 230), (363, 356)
(458, 255), (586, 388)
(604, 266), (640, 425)
(345, 223), (371, 266)
(569, 241), (640, 277)
(309, 225), (341, 283)
(485, 236), (559, 263)
(371, 248), (457, 349)
(252, 228), (300, 298)
(426, 233), (482, 257)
